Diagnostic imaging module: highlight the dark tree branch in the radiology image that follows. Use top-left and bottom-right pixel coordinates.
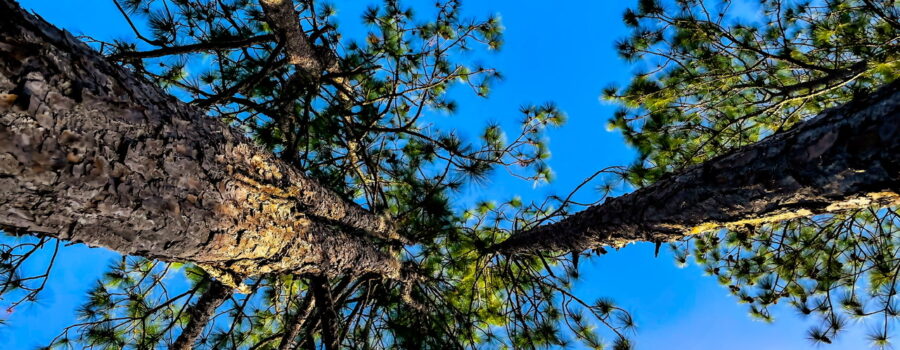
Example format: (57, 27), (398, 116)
(258, 0), (326, 75)
(277, 291), (315, 350)
(109, 34), (276, 61)
(309, 275), (339, 350)
(170, 279), (232, 350)
(492, 81), (900, 254)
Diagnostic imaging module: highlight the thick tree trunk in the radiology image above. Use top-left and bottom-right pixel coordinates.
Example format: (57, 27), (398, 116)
(492, 81), (900, 254)
(0, 0), (400, 278)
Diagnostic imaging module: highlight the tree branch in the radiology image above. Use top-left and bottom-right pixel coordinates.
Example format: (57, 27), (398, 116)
(109, 34), (276, 61)
(170, 279), (232, 350)
(277, 291), (315, 350)
(309, 275), (339, 350)
(491, 81), (900, 254)
(258, 0), (326, 75)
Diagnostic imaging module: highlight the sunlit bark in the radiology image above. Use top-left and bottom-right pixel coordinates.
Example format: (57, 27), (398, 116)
(0, 0), (399, 279)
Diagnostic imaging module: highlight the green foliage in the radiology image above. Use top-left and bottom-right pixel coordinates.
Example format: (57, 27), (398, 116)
(672, 209), (900, 347)
(1, 0), (621, 348)
(610, 0), (900, 347)
(3, 0), (895, 348)
(408, 194), (637, 349)
(46, 258), (191, 349)
(608, 0), (898, 185)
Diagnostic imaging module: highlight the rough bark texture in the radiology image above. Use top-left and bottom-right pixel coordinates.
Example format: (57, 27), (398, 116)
(0, 0), (400, 278)
(259, 0), (324, 74)
(170, 280), (231, 350)
(257, 0), (351, 97)
(493, 81), (900, 254)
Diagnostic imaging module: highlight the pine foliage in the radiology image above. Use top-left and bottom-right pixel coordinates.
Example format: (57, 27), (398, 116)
(0, 0), (897, 348)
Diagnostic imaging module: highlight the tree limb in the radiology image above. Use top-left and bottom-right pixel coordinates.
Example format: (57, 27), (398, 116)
(492, 81), (900, 254)
(277, 291), (315, 350)
(109, 34), (276, 61)
(170, 279), (232, 350)
(258, 0), (326, 75)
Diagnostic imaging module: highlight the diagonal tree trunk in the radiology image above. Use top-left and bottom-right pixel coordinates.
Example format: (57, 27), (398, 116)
(0, 0), (400, 279)
(491, 81), (900, 255)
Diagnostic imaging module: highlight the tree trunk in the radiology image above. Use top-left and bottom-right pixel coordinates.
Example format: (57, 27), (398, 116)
(0, 0), (400, 279)
(492, 81), (900, 254)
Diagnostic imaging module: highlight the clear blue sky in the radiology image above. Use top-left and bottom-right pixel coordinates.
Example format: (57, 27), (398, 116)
(0, 0), (873, 349)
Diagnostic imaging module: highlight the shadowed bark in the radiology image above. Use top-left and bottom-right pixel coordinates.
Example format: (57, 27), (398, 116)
(0, 0), (400, 279)
(277, 292), (315, 350)
(308, 276), (339, 350)
(170, 279), (232, 350)
(259, 0), (326, 75)
(492, 81), (900, 254)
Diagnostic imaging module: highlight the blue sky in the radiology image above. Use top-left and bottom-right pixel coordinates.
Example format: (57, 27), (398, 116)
(0, 0), (874, 349)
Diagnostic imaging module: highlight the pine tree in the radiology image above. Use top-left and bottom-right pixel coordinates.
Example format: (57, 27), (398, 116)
(0, 0), (897, 348)
(2, 0), (616, 348)
(587, 0), (899, 346)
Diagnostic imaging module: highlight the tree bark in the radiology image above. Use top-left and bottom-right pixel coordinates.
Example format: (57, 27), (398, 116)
(259, 0), (326, 75)
(257, 0), (351, 96)
(0, 0), (400, 278)
(170, 279), (232, 350)
(308, 275), (339, 350)
(277, 291), (315, 350)
(492, 81), (900, 254)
